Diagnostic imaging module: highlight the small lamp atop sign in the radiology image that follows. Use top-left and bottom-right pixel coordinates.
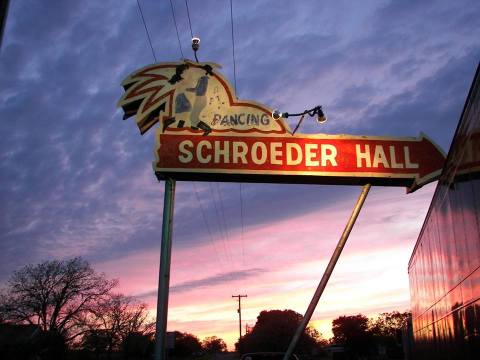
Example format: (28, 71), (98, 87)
(192, 37), (200, 51)
(192, 37), (200, 62)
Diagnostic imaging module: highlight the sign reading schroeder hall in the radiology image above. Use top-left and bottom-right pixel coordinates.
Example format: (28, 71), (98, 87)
(118, 60), (445, 192)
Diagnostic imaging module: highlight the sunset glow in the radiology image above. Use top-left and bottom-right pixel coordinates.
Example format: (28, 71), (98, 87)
(1, 0), (479, 352)
(95, 184), (434, 348)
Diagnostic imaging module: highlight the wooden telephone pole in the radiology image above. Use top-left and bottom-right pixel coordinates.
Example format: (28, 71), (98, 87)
(232, 294), (248, 345)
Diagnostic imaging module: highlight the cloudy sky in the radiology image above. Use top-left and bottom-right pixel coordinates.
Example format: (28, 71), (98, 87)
(1, 0), (479, 349)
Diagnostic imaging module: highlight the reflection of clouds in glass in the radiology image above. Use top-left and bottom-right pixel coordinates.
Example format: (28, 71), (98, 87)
(408, 66), (480, 353)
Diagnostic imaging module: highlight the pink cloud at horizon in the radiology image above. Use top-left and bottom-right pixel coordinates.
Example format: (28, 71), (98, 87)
(95, 183), (435, 349)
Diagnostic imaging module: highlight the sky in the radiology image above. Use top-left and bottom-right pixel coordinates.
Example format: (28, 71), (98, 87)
(1, 0), (479, 350)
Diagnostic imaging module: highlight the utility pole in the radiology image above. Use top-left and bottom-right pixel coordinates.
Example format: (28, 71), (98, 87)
(232, 294), (247, 345)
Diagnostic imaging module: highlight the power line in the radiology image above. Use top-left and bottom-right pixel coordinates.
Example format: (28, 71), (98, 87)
(193, 182), (227, 270)
(215, 183), (234, 266)
(169, 0), (184, 59)
(208, 183), (233, 266)
(239, 183), (245, 267)
(136, 0), (157, 62)
(229, 0), (237, 94)
(229, 0), (245, 268)
(184, 0), (194, 39)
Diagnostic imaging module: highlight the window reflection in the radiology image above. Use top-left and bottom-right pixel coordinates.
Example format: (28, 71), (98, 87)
(408, 66), (480, 359)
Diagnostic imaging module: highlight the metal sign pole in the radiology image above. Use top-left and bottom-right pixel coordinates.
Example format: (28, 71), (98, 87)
(154, 178), (176, 360)
(283, 184), (372, 360)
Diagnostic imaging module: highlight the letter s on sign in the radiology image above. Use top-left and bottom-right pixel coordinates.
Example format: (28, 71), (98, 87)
(178, 140), (194, 163)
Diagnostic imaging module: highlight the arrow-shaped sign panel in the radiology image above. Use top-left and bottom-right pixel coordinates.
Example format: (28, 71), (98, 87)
(117, 60), (445, 192)
(154, 131), (445, 192)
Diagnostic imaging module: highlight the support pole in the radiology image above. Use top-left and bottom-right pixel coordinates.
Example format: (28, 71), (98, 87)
(283, 184), (371, 360)
(154, 178), (176, 360)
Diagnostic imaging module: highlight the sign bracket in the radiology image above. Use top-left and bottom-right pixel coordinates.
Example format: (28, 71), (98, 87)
(283, 183), (372, 360)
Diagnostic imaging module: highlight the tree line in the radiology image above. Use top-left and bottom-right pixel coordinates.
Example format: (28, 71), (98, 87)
(0, 258), (156, 359)
(0, 258), (228, 359)
(0, 258), (410, 359)
(236, 309), (410, 359)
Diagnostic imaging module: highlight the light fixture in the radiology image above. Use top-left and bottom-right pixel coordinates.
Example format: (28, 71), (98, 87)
(191, 37), (200, 51)
(191, 37), (200, 62)
(272, 105), (327, 134)
(272, 110), (283, 120)
(317, 107), (327, 123)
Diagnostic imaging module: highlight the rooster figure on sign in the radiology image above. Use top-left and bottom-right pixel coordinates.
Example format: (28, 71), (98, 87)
(118, 60), (290, 135)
